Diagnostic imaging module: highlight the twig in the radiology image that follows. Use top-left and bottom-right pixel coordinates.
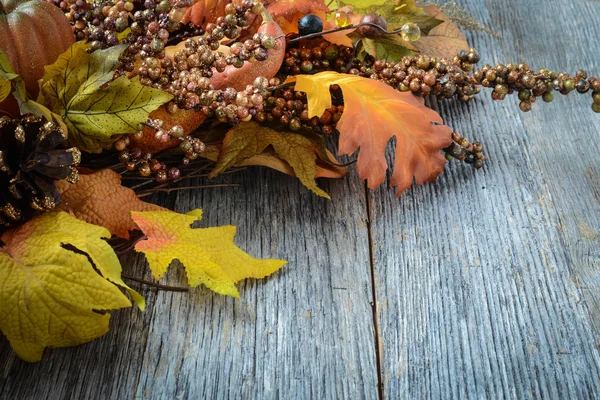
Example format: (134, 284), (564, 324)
(122, 275), (189, 292)
(136, 183), (240, 198)
(114, 235), (147, 255)
(286, 22), (406, 44)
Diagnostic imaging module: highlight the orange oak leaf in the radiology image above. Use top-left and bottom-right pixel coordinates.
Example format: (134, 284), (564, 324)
(56, 169), (164, 239)
(412, 5), (469, 59)
(295, 72), (453, 195)
(181, 0), (228, 26)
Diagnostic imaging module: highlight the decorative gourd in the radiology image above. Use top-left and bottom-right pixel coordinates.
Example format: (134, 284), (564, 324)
(0, 0), (74, 100)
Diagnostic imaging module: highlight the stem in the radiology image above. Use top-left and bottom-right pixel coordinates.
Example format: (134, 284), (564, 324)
(114, 235), (147, 255)
(122, 275), (189, 292)
(286, 22), (406, 44)
(136, 183), (239, 198)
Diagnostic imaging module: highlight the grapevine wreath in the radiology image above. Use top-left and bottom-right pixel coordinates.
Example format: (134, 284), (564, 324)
(0, 0), (598, 362)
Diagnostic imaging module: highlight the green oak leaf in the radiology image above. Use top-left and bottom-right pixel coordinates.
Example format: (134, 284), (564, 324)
(0, 48), (67, 131)
(39, 43), (173, 153)
(0, 78), (9, 103)
(361, 35), (418, 61)
(0, 49), (19, 103)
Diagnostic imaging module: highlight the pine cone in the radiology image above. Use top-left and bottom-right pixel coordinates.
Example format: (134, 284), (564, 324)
(0, 115), (81, 229)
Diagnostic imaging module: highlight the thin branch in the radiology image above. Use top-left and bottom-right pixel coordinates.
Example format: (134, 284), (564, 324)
(122, 275), (189, 292)
(286, 22), (406, 44)
(136, 183), (240, 198)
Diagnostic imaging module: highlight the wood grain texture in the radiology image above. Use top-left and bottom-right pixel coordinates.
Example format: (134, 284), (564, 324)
(2, 1), (600, 398)
(0, 169), (378, 399)
(371, 0), (600, 398)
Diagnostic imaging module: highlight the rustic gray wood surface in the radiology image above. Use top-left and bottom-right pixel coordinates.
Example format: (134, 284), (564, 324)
(1, 0), (600, 398)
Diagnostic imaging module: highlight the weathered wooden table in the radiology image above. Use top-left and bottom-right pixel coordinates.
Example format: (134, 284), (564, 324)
(2, 0), (600, 398)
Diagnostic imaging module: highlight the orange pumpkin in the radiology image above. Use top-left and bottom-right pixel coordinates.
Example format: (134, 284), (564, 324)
(0, 0), (74, 102)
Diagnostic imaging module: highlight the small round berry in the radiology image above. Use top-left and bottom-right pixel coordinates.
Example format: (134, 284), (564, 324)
(139, 163), (151, 177)
(564, 79), (575, 92)
(168, 167), (180, 180)
(542, 91), (554, 103)
(519, 101), (532, 112)
(423, 73), (436, 86)
(156, 170), (168, 182)
(298, 14), (323, 36)
(576, 80), (590, 94)
(359, 13), (387, 39)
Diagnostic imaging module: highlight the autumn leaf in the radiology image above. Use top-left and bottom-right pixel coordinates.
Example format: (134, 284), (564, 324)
(0, 48), (67, 130)
(0, 212), (144, 362)
(202, 143), (347, 179)
(295, 71), (452, 195)
(356, 34), (419, 62)
(56, 169), (164, 239)
(412, 5), (469, 59)
(209, 121), (337, 198)
(132, 210), (286, 298)
(38, 43), (173, 153)
(321, 9), (362, 48)
(0, 49), (18, 103)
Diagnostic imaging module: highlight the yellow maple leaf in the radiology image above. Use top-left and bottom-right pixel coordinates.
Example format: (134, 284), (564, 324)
(56, 169), (165, 239)
(131, 210), (286, 298)
(0, 212), (144, 362)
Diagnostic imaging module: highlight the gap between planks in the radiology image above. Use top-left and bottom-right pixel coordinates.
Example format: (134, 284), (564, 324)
(365, 181), (384, 400)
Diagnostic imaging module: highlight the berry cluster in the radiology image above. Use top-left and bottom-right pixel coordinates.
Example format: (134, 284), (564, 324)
(351, 48), (599, 113)
(255, 83), (344, 135)
(348, 48), (481, 101)
(443, 131), (486, 169)
(281, 42), (355, 75)
(46, 0), (93, 41)
(473, 62), (600, 113)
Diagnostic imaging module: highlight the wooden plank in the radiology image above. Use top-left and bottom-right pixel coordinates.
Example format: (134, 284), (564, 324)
(370, 0), (600, 397)
(0, 168), (379, 399)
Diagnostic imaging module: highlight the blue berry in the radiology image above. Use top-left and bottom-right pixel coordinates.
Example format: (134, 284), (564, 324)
(298, 14), (323, 36)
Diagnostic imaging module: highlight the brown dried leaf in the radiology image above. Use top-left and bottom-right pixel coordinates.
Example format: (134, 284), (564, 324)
(56, 169), (164, 239)
(412, 5), (469, 59)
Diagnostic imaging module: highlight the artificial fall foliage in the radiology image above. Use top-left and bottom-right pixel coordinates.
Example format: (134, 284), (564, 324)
(38, 43), (174, 153)
(132, 210), (286, 298)
(55, 169), (164, 239)
(0, 0), (598, 362)
(295, 72), (452, 194)
(0, 212), (144, 362)
(210, 120), (340, 197)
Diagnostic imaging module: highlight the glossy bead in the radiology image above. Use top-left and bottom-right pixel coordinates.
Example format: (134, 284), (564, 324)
(334, 11), (351, 28)
(400, 22), (421, 42)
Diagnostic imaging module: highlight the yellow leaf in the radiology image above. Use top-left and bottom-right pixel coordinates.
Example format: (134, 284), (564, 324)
(209, 121), (334, 198)
(56, 169), (165, 239)
(38, 44), (173, 153)
(202, 144), (347, 179)
(0, 78), (9, 103)
(0, 212), (144, 362)
(132, 210), (286, 298)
